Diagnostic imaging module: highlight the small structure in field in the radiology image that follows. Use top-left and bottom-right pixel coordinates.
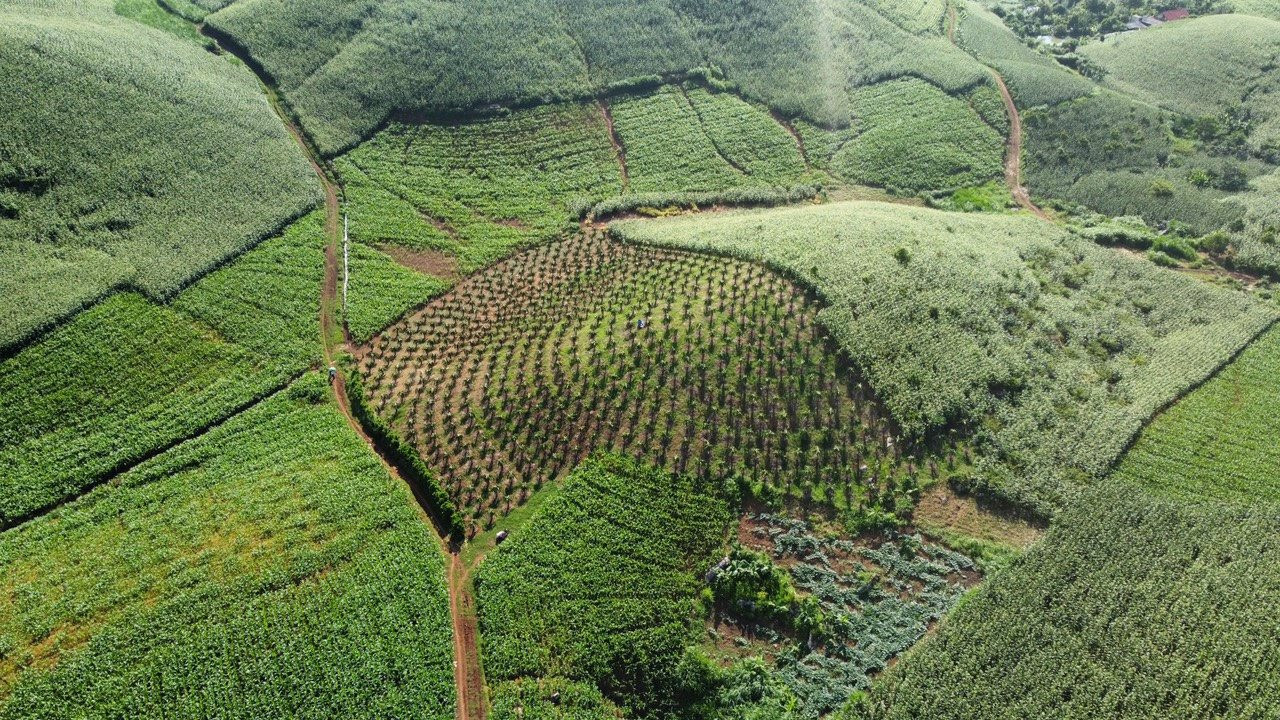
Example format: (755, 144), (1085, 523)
(496, 529), (509, 544)
(1125, 14), (1165, 31)
(1158, 8), (1190, 21)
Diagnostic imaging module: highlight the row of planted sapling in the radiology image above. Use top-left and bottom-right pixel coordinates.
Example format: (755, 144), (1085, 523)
(360, 232), (966, 537)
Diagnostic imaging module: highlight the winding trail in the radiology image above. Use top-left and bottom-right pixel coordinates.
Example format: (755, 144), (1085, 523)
(172, 11), (488, 720)
(947, 3), (1047, 219)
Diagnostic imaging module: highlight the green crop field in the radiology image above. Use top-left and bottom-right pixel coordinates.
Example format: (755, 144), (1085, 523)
(955, 3), (1096, 108)
(1112, 324), (1280, 504)
(851, 483), (1280, 719)
(475, 453), (731, 719)
(0, 377), (455, 718)
(338, 102), (622, 271)
(834, 79), (1005, 192)
(1227, 0), (1280, 19)
(612, 201), (1277, 516)
(196, 0), (999, 155)
(337, 84), (825, 275)
(1079, 15), (1280, 122)
(0, 213), (324, 528)
(1231, 168), (1280, 276)
(0, 0), (319, 353)
(7, 0), (1280, 716)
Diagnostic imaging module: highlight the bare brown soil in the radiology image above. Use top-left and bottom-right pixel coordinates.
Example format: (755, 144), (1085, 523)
(913, 483), (1045, 550)
(378, 243), (461, 281)
(599, 99), (630, 191)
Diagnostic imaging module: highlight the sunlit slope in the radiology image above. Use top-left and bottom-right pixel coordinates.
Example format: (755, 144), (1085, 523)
(851, 483), (1280, 719)
(203, 0), (992, 154)
(611, 201), (1276, 515)
(1079, 14), (1280, 121)
(0, 0), (320, 353)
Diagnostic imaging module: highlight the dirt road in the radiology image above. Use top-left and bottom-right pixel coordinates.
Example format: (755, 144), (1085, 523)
(181, 14), (489, 720)
(947, 3), (1048, 219)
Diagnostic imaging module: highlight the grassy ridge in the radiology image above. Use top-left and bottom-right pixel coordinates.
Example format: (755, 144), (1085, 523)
(851, 484), (1280, 719)
(0, 212), (324, 528)
(611, 201), (1277, 515)
(1079, 14), (1280, 122)
(0, 378), (454, 718)
(1112, 324), (1280, 504)
(475, 453), (730, 718)
(0, 0), (320, 352)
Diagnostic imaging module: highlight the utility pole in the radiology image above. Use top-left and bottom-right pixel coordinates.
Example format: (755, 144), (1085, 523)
(342, 213), (350, 315)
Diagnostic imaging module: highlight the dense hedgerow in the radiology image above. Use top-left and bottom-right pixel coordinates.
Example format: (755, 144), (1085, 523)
(475, 454), (731, 719)
(0, 0), (320, 352)
(955, 3), (1095, 108)
(0, 380), (455, 718)
(850, 484), (1280, 720)
(346, 372), (465, 541)
(0, 213), (325, 528)
(612, 201), (1277, 516)
(833, 78), (1004, 192)
(1112, 324), (1280, 504)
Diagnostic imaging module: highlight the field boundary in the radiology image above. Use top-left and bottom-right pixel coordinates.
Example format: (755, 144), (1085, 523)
(0, 374), (301, 533)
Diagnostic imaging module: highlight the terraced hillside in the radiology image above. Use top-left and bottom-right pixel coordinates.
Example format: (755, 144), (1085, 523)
(191, 0), (998, 154)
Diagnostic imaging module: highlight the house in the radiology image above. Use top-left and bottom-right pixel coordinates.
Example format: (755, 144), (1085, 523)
(1159, 8), (1190, 21)
(1125, 14), (1165, 30)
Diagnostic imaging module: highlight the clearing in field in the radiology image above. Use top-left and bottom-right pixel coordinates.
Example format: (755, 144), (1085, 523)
(357, 232), (965, 537)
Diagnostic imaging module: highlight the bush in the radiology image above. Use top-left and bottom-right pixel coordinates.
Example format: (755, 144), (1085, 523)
(345, 372), (464, 541)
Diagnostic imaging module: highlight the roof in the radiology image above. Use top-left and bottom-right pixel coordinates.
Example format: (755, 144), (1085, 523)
(1159, 8), (1190, 21)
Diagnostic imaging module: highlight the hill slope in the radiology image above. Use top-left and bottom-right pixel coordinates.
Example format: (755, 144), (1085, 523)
(201, 0), (993, 154)
(851, 483), (1280, 720)
(611, 201), (1276, 515)
(0, 0), (320, 353)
